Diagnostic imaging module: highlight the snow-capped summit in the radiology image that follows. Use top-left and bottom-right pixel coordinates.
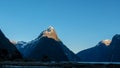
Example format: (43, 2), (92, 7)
(101, 39), (111, 46)
(77, 39), (112, 62)
(97, 39), (111, 46)
(41, 26), (60, 41)
(77, 34), (120, 62)
(48, 26), (54, 30)
(16, 27), (80, 62)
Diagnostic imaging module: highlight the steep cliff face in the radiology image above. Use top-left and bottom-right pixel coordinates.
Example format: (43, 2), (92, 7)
(109, 34), (120, 62)
(0, 29), (22, 60)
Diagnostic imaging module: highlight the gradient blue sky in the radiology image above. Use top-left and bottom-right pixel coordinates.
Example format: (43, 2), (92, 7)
(0, 0), (120, 53)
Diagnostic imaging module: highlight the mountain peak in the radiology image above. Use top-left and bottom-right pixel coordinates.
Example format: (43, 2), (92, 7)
(112, 34), (120, 41)
(48, 26), (54, 30)
(98, 39), (111, 46)
(101, 39), (111, 46)
(110, 34), (120, 45)
(38, 26), (60, 41)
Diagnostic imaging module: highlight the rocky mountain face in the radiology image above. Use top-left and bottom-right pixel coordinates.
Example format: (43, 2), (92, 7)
(16, 26), (80, 62)
(0, 29), (22, 60)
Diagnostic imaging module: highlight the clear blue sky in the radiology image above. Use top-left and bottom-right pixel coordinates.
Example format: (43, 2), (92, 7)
(0, 0), (120, 53)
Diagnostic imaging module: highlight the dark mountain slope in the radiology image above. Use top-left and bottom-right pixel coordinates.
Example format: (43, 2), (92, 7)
(16, 26), (80, 62)
(0, 29), (22, 60)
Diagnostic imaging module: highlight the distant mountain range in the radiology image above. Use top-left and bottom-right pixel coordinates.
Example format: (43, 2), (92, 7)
(77, 34), (120, 62)
(0, 26), (120, 62)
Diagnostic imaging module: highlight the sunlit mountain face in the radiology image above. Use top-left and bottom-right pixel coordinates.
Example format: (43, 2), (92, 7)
(0, 29), (22, 60)
(77, 34), (120, 62)
(101, 39), (111, 46)
(16, 26), (80, 62)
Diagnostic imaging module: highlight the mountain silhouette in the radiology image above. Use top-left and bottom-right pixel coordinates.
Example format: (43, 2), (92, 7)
(0, 29), (22, 60)
(109, 34), (120, 62)
(77, 34), (120, 62)
(16, 26), (80, 62)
